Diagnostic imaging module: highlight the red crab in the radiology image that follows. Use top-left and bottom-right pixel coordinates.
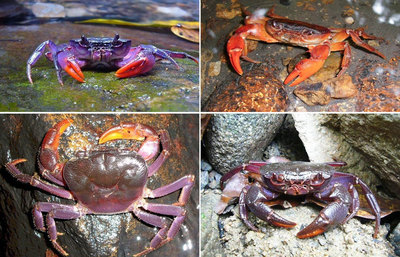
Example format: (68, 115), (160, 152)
(4, 119), (195, 256)
(215, 157), (381, 238)
(227, 7), (386, 86)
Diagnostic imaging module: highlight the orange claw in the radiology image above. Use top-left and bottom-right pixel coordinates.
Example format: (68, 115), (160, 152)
(284, 44), (330, 86)
(64, 60), (84, 83)
(43, 119), (73, 153)
(115, 58), (146, 78)
(227, 34), (246, 75)
(99, 123), (157, 144)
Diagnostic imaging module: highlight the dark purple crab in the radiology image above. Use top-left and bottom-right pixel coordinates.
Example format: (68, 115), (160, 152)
(4, 119), (195, 256)
(27, 34), (199, 85)
(215, 157), (381, 238)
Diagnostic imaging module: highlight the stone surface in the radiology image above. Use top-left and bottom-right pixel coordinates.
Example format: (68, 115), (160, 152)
(0, 114), (199, 257)
(389, 222), (400, 255)
(292, 113), (400, 196)
(204, 114), (285, 174)
(31, 3), (66, 18)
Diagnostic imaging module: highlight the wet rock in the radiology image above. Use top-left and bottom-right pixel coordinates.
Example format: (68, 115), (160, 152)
(204, 114), (285, 174)
(0, 114), (199, 257)
(31, 3), (66, 18)
(294, 75), (357, 106)
(201, 171), (209, 189)
(208, 171), (222, 189)
(200, 190), (225, 257)
(389, 223), (400, 255)
(204, 64), (289, 112)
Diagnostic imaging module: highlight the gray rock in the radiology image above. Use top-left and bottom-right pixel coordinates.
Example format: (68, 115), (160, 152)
(31, 3), (66, 18)
(204, 114), (285, 174)
(202, 160), (212, 172)
(389, 222), (400, 255)
(201, 190), (225, 257)
(292, 113), (400, 196)
(201, 171), (209, 189)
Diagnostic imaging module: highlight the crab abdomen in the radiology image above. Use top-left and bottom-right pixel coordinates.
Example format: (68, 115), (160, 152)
(63, 149), (148, 213)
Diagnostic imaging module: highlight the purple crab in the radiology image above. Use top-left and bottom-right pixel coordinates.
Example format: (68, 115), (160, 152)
(215, 157), (381, 238)
(4, 119), (195, 256)
(27, 34), (199, 85)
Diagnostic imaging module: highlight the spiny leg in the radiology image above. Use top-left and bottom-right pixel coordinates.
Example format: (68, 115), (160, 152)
(146, 175), (195, 206)
(151, 45), (199, 66)
(27, 40), (59, 84)
(4, 159), (73, 199)
(44, 205), (86, 256)
(330, 41), (352, 77)
(297, 184), (351, 238)
(132, 208), (170, 257)
(138, 203), (188, 256)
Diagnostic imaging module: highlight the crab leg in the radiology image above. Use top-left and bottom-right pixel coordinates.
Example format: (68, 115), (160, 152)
(27, 40), (60, 84)
(284, 44), (331, 86)
(297, 184), (351, 238)
(132, 208), (169, 257)
(4, 159), (73, 199)
(137, 203), (187, 256)
(146, 175), (195, 206)
(38, 118), (73, 186)
(332, 172), (381, 237)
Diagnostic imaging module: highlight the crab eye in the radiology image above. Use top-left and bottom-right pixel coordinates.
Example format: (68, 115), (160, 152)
(79, 35), (90, 47)
(310, 173), (325, 186)
(302, 29), (314, 36)
(270, 173), (285, 186)
(271, 20), (282, 30)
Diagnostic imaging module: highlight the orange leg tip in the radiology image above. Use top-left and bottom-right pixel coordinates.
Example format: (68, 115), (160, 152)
(10, 159), (28, 165)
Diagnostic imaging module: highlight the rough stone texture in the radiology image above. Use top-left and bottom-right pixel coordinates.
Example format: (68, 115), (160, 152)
(202, 189), (394, 257)
(389, 222), (400, 255)
(0, 114), (199, 257)
(292, 114), (400, 196)
(264, 115), (309, 162)
(204, 114), (285, 174)
(201, 190), (225, 257)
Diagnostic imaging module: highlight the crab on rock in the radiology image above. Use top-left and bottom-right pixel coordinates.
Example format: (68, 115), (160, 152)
(27, 34), (199, 85)
(215, 157), (381, 238)
(227, 7), (386, 86)
(4, 119), (195, 256)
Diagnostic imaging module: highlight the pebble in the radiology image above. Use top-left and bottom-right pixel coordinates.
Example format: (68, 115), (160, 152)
(201, 171), (209, 189)
(31, 3), (66, 18)
(201, 160), (212, 171)
(345, 16), (355, 24)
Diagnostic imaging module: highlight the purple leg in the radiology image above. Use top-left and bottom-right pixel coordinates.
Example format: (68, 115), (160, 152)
(32, 202), (85, 256)
(297, 184), (351, 238)
(332, 172), (381, 237)
(27, 40), (58, 84)
(244, 184), (295, 229)
(4, 159), (73, 199)
(239, 185), (258, 231)
(148, 45), (199, 66)
(148, 175), (195, 205)
(132, 208), (169, 256)
(134, 202), (187, 257)
(147, 129), (171, 177)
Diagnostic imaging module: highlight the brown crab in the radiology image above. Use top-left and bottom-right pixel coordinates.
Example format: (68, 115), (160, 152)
(4, 119), (195, 256)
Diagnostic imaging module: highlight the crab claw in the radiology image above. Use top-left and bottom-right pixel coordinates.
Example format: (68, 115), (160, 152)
(64, 59), (85, 83)
(284, 44), (330, 87)
(227, 34), (246, 75)
(115, 55), (155, 78)
(99, 123), (160, 161)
